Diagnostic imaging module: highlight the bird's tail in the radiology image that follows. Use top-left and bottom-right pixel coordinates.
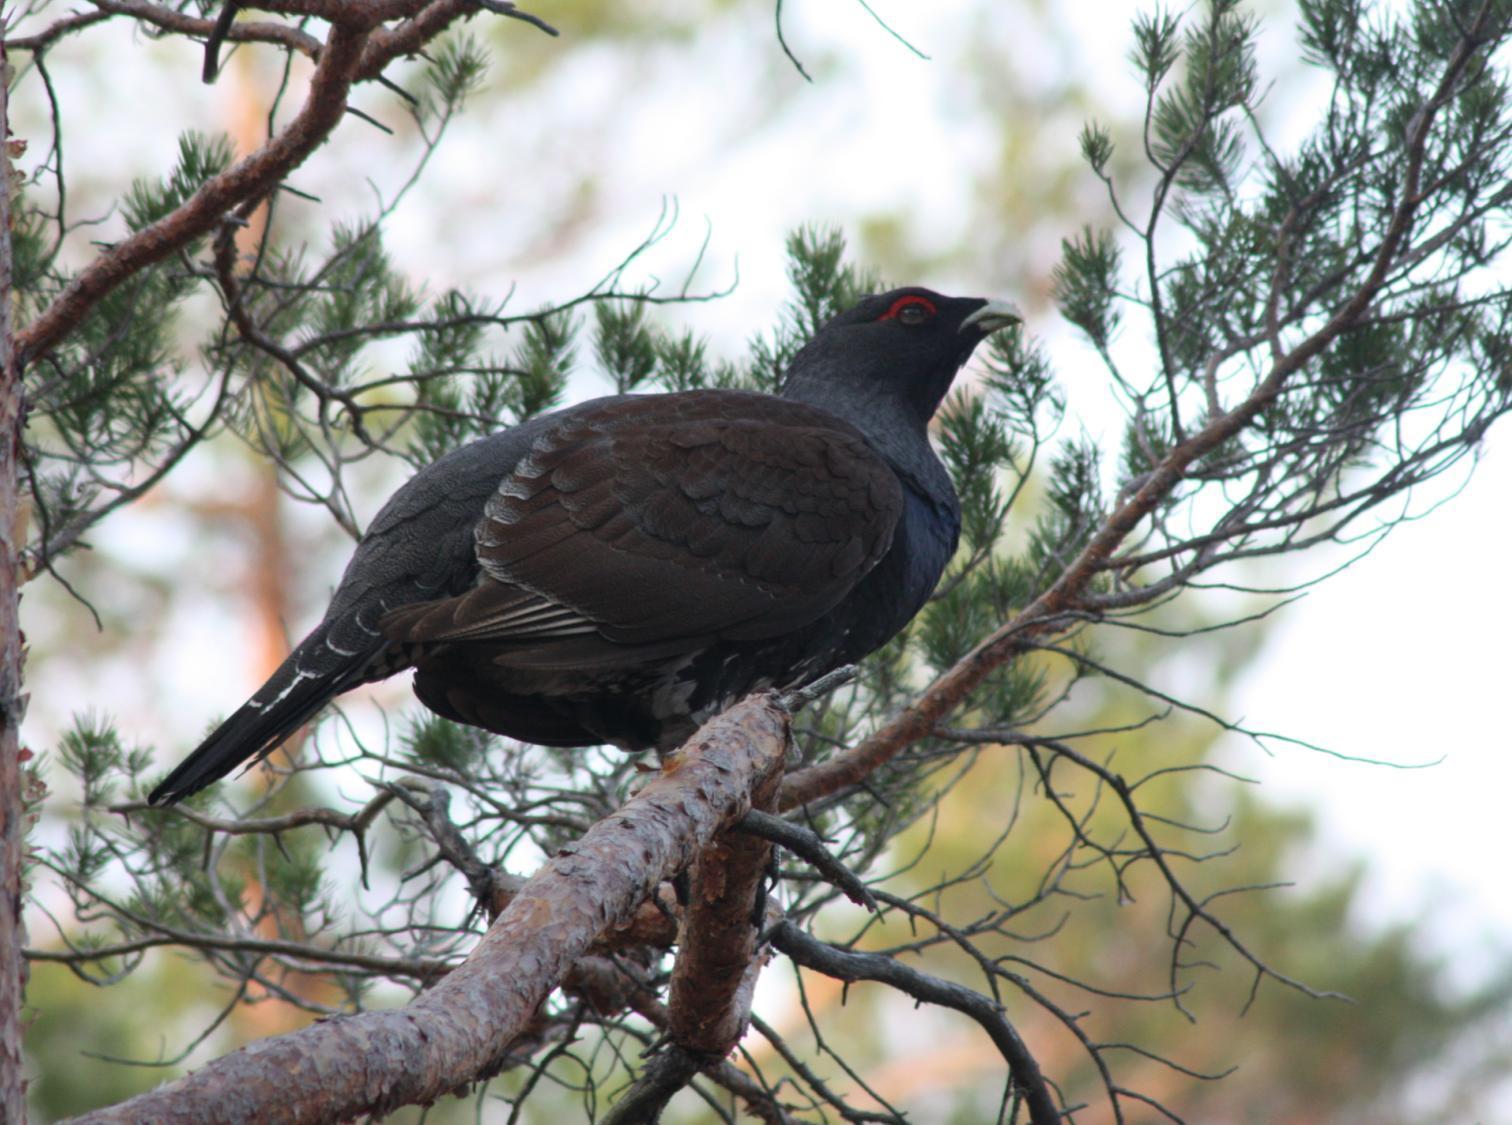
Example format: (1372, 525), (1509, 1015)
(148, 628), (385, 805)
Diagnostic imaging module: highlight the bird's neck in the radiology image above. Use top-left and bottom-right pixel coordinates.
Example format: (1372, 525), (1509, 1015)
(780, 377), (956, 509)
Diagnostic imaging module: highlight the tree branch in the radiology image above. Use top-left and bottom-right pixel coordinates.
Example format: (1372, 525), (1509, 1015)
(768, 921), (1059, 1125)
(67, 696), (789, 1124)
(666, 754), (784, 1061)
(15, 19), (371, 366)
(85, 0), (322, 62)
(736, 809), (877, 911)
(0, 42), (32, 1125)
(601, 1046), (703, 1125)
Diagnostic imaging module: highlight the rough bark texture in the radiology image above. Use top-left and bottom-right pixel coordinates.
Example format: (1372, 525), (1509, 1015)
(0, 45), (31, 1125)
(69, 696), (790, 1125)
(487, 858), (681, 951)
(666, 756), (783, 1060)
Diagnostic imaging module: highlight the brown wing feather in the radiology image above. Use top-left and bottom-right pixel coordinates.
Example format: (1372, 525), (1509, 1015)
(383, 391), (903, 650)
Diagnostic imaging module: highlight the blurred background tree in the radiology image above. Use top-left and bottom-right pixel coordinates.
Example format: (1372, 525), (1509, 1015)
(8, 0), (1512, 1120)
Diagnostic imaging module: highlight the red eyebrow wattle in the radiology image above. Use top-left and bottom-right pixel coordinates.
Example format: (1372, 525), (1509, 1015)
(879, 295), (937, 320)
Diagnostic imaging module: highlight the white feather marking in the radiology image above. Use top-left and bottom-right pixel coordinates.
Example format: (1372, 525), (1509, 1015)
(265, 668), (316, 707)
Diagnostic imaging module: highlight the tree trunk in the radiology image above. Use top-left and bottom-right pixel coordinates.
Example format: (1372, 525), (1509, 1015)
(0, 40), (32, 1125)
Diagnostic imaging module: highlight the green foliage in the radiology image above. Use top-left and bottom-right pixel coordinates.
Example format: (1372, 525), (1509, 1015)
(783, 226), (868, 337)
(254, 830), (328, 917)
(1053, 226), (1122, 350)
(1296, 0), (1365, 67)
(1026, 438), (1103, 584)
(1119, 409), (1176, 487)
(57, 713), (147, 808)
(122, 132), (235, 232)
(649, 328), (712, 392)
(303, 224), (423, 389)
(506, 309), (577, 417)
(403, 713), (494, 774)
(747, 226), (880, 393)
(21, 133), (242, 559)
(1155, 2), (1256, 192)
(594, 300), (660, 392)
(1078, 120), (1115, 175)
(936, 391), (1014, 554)
(406, 300), (575, 462)
(7, 195), (51, 311)
(421, 33), (490, 121)
(1058, 0), (1512, 604)
(916, 572), (995, 671)
(979, 320), (1062, 435)
(1130, 7), (1183, 90)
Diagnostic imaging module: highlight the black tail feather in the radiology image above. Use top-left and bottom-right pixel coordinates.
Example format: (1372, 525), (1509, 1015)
(148, 689), (326, 805)
(148, 632), (387, 805)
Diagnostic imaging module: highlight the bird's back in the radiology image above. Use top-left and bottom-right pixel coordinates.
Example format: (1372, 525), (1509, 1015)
(149, 287), (1010, 804)
(149, 389), (924, 797)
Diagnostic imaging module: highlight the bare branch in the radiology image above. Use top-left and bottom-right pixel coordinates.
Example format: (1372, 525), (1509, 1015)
(736, 809), (877, 912)
(769, 921), (1060, 1125)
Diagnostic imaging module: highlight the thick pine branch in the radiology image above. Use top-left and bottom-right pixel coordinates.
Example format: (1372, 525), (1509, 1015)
(666, 758), (783, 1061)
(66, 697), (789, 1124)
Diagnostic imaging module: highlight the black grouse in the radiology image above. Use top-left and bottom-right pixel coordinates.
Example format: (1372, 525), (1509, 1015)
(149, 288), (1019, 804)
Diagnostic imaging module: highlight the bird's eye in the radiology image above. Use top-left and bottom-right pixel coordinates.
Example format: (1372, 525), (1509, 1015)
(880, 295), (938, 325)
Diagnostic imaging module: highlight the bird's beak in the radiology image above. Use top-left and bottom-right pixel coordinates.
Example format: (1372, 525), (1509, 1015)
(960, 300), (1022, 335)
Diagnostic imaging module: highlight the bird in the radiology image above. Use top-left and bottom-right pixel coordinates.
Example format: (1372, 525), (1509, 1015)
(148, 288), (1020, 804)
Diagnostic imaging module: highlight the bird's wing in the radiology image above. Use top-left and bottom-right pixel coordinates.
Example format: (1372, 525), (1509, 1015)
(148, 423), (551, 804)
(381, 392), (905, 649)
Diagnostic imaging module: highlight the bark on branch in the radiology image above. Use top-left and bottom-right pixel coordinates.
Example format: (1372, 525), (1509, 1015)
(666, 756), (783, 1060)
(0, 44), (32, 1125)
(67, 696), (790, 1125)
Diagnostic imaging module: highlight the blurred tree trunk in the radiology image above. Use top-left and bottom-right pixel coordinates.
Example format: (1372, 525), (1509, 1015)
(221, 48), (336, 1040)
(0, 42), (31, 1125)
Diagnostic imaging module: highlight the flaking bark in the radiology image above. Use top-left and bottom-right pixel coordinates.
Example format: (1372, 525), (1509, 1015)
(68, 696), (790, 1125)
(666, 747), (784, 1060)
(0, 45), (31, 1125)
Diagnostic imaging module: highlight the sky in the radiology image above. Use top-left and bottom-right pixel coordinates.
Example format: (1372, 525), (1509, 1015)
(1229, 443), (1512, 955)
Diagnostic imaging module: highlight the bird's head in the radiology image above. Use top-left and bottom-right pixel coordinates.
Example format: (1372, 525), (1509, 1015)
(780, 287), (1021, 429)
